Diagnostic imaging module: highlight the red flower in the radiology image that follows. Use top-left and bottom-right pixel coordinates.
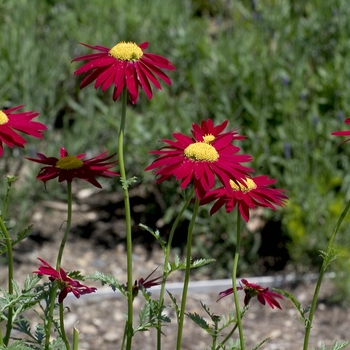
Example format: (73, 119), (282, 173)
(26, 147), (119, 188)
(72, 41), (175, 104)
(332, 118), (350, 144)
(200, 175), (287, 221)
(145, 119), (253, 199)
(217, 279), (283, 309)
(0, 105), (47, 156)
(127, 267), (162, 298)
(33, 258), (97, 303)
(191, 119), (245, 144)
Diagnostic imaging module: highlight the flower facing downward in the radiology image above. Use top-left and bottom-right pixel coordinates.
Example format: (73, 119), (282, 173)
(26, 147), (119, 188)
(332, 118), (350, 144)
(200, 175), (288, 221)
(145, 119), (253, 199)
(0, 105), (47, 156)
(217, 279), (283, 309)
(72, 41), (175, 104)
(125, 267), (162, 298)
(33, 258), (97, 303)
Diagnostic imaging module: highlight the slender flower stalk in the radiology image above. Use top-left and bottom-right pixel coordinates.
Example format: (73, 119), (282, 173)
(231, 210), (245, 350)
(117, 87), (134, 350)
(1, 217), (13, 346)
(57, 182), (72, 269)
(176, 197), (199, 350)
(215, 323), (239, 350)
(303, 198), (350, 350)
(1, 177), (16, 346)
(45, 181), (73, 349)
(0, 327), (3, 347)
(157, 188), (194, 350)
(73, 326), (79, 350)
(59, 303), (70, 350)
(45, 285), (58, 350)
(27, 146), (117, 348)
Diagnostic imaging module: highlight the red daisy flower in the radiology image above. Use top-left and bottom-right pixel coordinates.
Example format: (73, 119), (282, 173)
(127, 267), (162, 298)
(217, 278), (284, 309)
(145, 120), (253, 199)
(33, 258), (97, 303)
(72, 41), (175, 104)
(191, 119), (245, 144)
(200, 175), (287, 222)
(331, 118), (350, 144)
(0, 105), (47, 156)
(26, 147), (119, 188)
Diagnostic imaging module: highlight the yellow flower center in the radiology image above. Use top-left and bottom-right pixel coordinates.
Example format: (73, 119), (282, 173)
(56, 156), (84, 170)
(0, 110), (9, 125)
(203, 134), (215, 143)
(184, 142), (219, 162)
(109, 42), (143, 61)
(230, 178), (257, 193)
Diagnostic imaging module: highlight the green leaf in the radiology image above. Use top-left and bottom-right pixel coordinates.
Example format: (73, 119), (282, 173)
(251, 337), (270, 350)
(319, 249), (339, 270)
(0, 225), (33, 254)
(13, 316), (32, 338)
(86, 271), (125, 296)
(312, 340), (350, 350)
(139, 223), (167, 248)
(167, 290), (180, 321)
(190, 258), (216, 269)
(274, 288), (308, 324)
(138, 302), (152, 330)
(67, 270), (85, 280)
(120, 176), (137, 190)
(23, 275), (41, 291)
(185, 312), (210, 332)
(0, 341), (35, 350)
(330, 340), (350, 350)
(135, 299), (170, 333)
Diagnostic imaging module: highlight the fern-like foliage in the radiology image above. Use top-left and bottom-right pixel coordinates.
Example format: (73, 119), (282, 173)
(86, 271), (125, 296)
(312, 340), (350, 350)
(274, 288), (310, 326)
(165, 255), (215, 276)
(134, 299), (171, 334)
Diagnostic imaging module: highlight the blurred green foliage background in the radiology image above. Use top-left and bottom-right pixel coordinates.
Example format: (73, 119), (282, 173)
(1, 0), (350, 293)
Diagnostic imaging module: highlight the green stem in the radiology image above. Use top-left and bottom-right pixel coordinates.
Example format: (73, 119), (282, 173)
(303, 198), (350, 350)
(231, 209), (244, 350)
(157, 188), (194, 350)
(59, 303), (70, 350)
(118, 87), (134, 350)
(176, 197), (199, 350)
(56, 182), (73, 270)
(121, 322), (127, 350)
(215, 323), (238, 350)
(1, 177), (16, 345)
(0, 326), (3, 347)
(73, 326), (79, 350)
(2, 176), (15, 220)
(0, 217), (13, 346)
(45, 286), (58, 350)
(216, 306), (248, 350)
(45, 182), (73, 349)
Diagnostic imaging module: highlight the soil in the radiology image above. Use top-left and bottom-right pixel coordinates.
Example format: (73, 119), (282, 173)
(2, 188), (350, 350)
